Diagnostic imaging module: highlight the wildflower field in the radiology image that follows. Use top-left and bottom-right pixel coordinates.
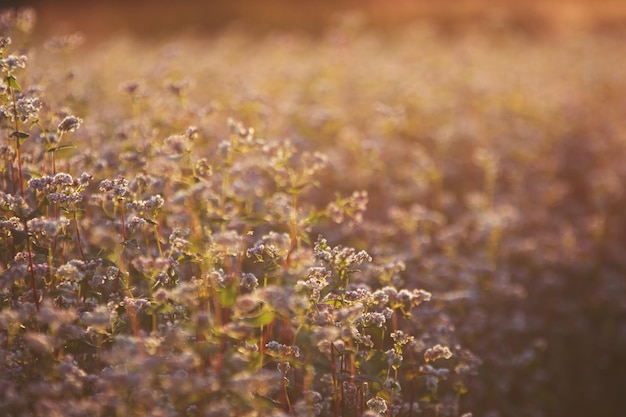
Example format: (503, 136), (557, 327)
(1, 5), (625, 417)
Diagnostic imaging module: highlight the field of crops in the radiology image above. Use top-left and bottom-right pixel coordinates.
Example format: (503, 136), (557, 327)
(1, 6), (625, 417)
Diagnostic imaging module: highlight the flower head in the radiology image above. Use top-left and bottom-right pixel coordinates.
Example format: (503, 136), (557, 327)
(57, 115), (83, 134)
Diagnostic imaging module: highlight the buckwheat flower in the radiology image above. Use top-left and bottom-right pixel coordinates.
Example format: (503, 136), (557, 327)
(367, 396), (388, 414)
(81, 304), (112, 330)
(401, 402), (422, 415)
(195, 158), (212, 177)
(31, 262), (49, 280)
(163, 134), (188, 156)
(129, 173), (157, 193)
(211, 230), (242, 257)
(145, 194), (164, 210)
(277, 361), (290, 375)
(390, 330), (414, 347)
(267, 192), (292, 219)
(263, 138), (295, 165)
(24, 331), (55, 354)
(217, 139), (232, 159)
(16, 8), (36, 33)
(383, 377), (402, 392)
(295, 277), (328, 302)
(344, 287), (371, 303)
(412, 288), (432, 306)
(265, 340), (301, 359)
(120, 81), (141, 96)
(57, 115), (83, 134)
(153, 287), (168, 303)
(393, 288), (431, 312)
(186, 125), (199, 140)
(294, 390), (324, 416)
(0, 36), (10, 50)
(1, 191), (30, 215)
(371, 289), (390, 305)
(311, 325), (340, 348)
(301, 150), (328, 176)
(342, 381), (358, 407)
(232, 294), (264, 321)
(57, 262), (85, 283)
(334, 246), (372, 268)
(0, 144), (16, 160)
(123, 296), (151, 315)
(380, 259), (406, 278)
(48, 191), (83, 205)
(313, 235), (333, 263)
(168, 280), (202, 308)
(246, 242), (266, 260)
(27, 215), (69, 238)
(1, 96), (41, 122)
(1, 263), (27, 289)
(13, 250), (30, 264)
(37, 299), (78, 328)
(88, 272), (108, 288)
(349, 190), (369, 225)
(248, 231), (291, 261)
(28, 175), (55, 192)
(207, 268), (227, 288)
(385, 349), (403, 368)
(127, 215), (147, 234)
(53, 172), (73, 186)
(382, 285), (398, 300)
(0, 54), (27, 73)
(227, 117), (247, 136)
(0, 216), (23, 237)
(354, 311), (386, 328)
(240, 272), (259, 291)
(353, 329), (374, 347)
(167, 78), (193, 97)
(424, 344), (453, 362)
(44, 32), (84, 53)
(425, 375), (438, 394)
(77, 172), (93, 187)
(99, 176), (130, 201)
(327, 202), (345, 223)
(307, 265), (332, 280)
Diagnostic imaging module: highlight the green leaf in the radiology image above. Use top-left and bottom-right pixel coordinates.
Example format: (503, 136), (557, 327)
(10, 131), (29, 140)
(123, 239), (140, 249)
(46, 144), (76, 153)
(4, 75), (21, 91)
(218, 283), (239, 308)
(246, 353), (263, 371)
(61, 207), (86, 217)
(31, 242), (49, 256)
(149, 302), (174, 315)
(319, 282), (340, 300)
(241, 310), (275, 327)
(287, 181), (311, 195)
(9, 130), (29, 139)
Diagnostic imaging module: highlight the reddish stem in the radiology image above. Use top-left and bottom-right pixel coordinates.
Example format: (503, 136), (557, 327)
(10, 86), (39, 311)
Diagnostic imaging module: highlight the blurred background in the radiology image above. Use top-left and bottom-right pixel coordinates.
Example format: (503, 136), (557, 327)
(2, 2), (626, 417)
(5, 0), (626, 39)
